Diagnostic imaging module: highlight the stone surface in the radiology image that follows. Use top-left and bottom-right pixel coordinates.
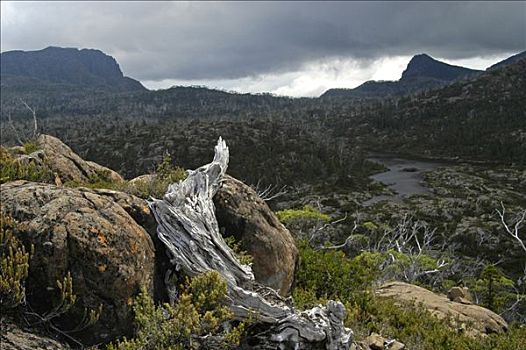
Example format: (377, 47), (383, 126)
(1, 322), (70, 350)
(0, 181), (156, 344)
(214, 175), (298, 296)
(365, 333), (385, 349)
(376, 281), (508, 336)
(36, 134), (124, 183)
(128, 174), (156, 186)
(447, 286), (472, 304)
(389, 340), (405, 350)
(90, 187), (172, 302)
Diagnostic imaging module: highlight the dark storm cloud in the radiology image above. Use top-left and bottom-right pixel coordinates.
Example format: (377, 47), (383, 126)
(1, 1), (525, 81)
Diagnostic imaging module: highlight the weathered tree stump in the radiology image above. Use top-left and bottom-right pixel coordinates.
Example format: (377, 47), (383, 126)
(149, 138), (352, 349)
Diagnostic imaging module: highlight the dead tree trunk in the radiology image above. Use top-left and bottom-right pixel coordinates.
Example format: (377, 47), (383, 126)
(149, 137), (352, 349)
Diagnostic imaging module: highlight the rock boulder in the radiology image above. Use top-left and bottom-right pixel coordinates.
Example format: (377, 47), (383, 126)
(214, 175), (298, 296)
(36, 134), (124, 183)
(0, 181), (156, 344)
(376, 281), (508, 336)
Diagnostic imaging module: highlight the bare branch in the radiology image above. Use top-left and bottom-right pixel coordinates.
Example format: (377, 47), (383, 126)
(252, 181), (289, 201)
(496, 202), (526, 254)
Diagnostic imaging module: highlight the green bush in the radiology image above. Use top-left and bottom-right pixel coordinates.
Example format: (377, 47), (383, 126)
(481, 323), (526, 350)
(64, 153), (187, 199)
(64, 169), (125, 191)
(346, 296), (526, 350)
(22, 141), (40, 154)
(0, 147), (53, 184)
(275, 205), (330, 223)
(108, 271), (246, 350)
(0, 212), (32, 309)
(292, 240), (382, 309)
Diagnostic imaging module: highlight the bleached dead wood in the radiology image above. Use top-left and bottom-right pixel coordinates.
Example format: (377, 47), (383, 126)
(496, 202), (526, 254)
(149, 137), (352, 349)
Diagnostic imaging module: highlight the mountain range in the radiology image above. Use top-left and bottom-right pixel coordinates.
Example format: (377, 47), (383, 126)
(0, 46), (145, 92)
(1, 46), (524, 100)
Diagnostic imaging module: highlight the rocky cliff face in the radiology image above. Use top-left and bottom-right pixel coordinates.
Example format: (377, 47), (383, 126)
(0, 47), (145, 92)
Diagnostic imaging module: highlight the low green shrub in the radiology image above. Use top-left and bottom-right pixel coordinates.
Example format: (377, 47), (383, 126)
(108, 271), (246, 350)
(0, 212), (32, 309)
(129, 153), (187, 198)
(0, 147), (53, 184)
(465, 264), (516, 314)
(292, 240), (382, 309)
(275, 205), (330, 223)
(22, 140), (40, 154)
(64, 169), (126, 191)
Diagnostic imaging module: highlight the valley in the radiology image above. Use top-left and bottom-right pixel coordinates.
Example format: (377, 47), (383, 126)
(1, 45), (525, 349)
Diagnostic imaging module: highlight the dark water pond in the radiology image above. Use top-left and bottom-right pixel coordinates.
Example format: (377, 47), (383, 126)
(364, 156), (448, 206)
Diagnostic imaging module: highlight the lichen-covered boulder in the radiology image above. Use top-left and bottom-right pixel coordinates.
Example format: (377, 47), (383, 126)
(214, 175), (298, 296)
(0, 181), (155, 344)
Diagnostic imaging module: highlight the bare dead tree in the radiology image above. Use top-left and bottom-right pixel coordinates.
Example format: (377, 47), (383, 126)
(368, 214), (451, 285)
(6, 99), (40, 146)
(496, 202), (526, 254)
(19, 98), (39, 141)
(495, 202), (526, 321)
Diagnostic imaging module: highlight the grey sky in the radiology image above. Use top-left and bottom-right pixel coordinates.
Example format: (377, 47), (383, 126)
(1, 1), (525, 96)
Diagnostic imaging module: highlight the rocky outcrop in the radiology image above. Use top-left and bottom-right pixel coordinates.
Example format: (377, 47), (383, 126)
(34, 134), (124, 183)
(1, 322), (70, 350)
(214, 175), (298, 296)
(0, 181), (156, 344)
(376, 282), (508, 336)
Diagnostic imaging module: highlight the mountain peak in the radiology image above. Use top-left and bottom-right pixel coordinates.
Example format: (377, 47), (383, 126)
(401, 53), (481, 82)
(410, 53), (435, 62)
